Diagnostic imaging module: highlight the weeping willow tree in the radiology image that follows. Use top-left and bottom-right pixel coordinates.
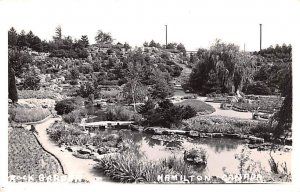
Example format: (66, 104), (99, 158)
(189, 40), (256, 94)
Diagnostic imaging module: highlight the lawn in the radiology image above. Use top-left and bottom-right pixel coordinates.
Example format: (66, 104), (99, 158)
(8, 128), (63, 181)
(176, 99), (216, 115)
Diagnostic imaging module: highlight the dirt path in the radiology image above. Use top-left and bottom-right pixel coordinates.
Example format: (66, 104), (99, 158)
(206, 102), (253, 119)
(34, 117), (111, 183)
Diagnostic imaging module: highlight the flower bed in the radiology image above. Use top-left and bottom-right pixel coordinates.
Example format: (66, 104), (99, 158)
(8, 128), (63, 181)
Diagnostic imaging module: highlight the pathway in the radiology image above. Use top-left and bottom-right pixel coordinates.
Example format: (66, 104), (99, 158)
(206, 102), (253, 119)
(34, 117), (111, 183)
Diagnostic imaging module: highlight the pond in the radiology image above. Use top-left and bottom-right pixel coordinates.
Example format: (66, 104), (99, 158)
(97, 129), (291, 178)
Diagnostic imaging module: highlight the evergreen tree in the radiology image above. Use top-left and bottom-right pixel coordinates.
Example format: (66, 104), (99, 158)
(8, 67), (18, 103)
(8, 27), (18, 47)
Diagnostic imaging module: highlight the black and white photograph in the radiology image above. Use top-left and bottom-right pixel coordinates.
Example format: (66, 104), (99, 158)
(1, 0), (299, 191)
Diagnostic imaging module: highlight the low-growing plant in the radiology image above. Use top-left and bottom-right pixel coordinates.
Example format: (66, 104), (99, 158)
(18, 90), (62, 100)
(8, 107), (51, 123)
(176, 99), (215, 114)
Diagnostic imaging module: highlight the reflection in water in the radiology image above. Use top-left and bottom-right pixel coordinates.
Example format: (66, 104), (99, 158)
(91, 129), (291, 177)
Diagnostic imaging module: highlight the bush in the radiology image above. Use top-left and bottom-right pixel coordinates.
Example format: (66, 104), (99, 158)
(62, 109), (87, 124)
(176, 99), (215, 114)
(54, 97), (83, 115)
(106, 105), (134, 121)
(243, 81), (272, 95)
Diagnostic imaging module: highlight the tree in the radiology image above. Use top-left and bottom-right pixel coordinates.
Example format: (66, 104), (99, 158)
(177, 43), (186, 54)
(53, 25), (62, 41)
(78, 82), (95, 98)
(8, 27), (18, 47)
(22, 68), (41, 90)
(8, 49), (32, 77)
(188, 40), (256, 94)
(273, 59), (292, 139)
(95, 30), (113, 44)
(143, 41), (149, 47)
(17, 30), (29, 48)
(149, 69), (174, 101)
(79, 35), (89, 48)
(166, 42), (177, 49)
(123, 62), (148, 112)
(8, 67), (18, 103)
(70, 67), (80, 81)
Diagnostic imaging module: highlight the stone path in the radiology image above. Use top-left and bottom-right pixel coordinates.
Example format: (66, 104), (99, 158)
(34, 117), (111, 183)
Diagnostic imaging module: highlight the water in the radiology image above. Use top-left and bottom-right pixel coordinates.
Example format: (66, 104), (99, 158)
(97, 129), (291, 178)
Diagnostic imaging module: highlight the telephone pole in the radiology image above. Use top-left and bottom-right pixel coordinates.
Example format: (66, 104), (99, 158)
(259, 24), (262, 51)
(165, 25), (168, 48)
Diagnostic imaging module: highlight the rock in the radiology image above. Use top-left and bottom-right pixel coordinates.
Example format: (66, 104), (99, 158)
(85, 144), (96, 152)
(248, 144), (259, 149)
(199, 133), (208, 138)
(144, 127), (167, 135)
(285, 138), (292, 145)
(242, 139), (250, 144)
(249, 136), (264, 144)
(211, 133), (223, 138)
(238, 135), (248, 139)
(186, 131), (199, 137)
(224, 133), (240, 139)
(65, 146), (74, 152)
(77, 148), (91, 155)
(130, 124), (143, 132)
(184, 148), (207, 168)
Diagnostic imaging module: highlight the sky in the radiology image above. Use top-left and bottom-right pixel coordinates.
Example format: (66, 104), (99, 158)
(1, 0), (300, 51)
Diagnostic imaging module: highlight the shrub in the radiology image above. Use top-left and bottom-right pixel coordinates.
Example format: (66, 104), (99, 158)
(54, 97), (83, 115)
(106, 105), (134, 121)
(243, 81), (272, 95)
(176, 99), (215, 114)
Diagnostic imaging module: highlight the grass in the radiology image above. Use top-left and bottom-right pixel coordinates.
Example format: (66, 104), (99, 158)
(176, 99), (215, 115)
(185, 115), (272, 136)
(18, 90), (62, 100)
(9, 107), (51, 123)
(8, 128), (63, 181)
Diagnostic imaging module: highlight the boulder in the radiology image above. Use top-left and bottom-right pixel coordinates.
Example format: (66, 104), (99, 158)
(77, 148), (92, 155)
(183, 148), (207, 168)
(186, 131), (199, 137)
(248, 136), (264, 144)
(247, 144), (259, 149)
(211, 133), (223, 138)
(144, 127), (168, 135)
(224, 133), (240, 139)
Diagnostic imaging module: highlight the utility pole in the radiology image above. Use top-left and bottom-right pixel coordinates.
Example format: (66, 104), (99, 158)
(165, 25), (168, 48)
(260, 24), (262, 51)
